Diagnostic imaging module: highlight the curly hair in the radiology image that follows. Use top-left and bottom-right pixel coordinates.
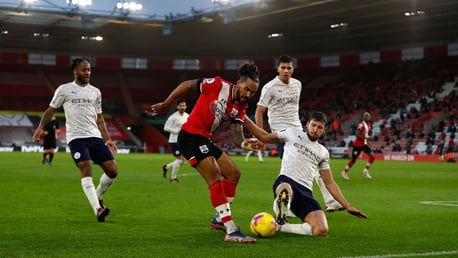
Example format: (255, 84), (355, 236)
(238, 63), (259, 83)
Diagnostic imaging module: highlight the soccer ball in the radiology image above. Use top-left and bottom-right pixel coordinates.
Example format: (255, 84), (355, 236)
(250, 212), (276, 238)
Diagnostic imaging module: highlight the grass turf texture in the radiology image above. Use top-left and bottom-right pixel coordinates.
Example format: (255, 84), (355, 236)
(0, 152), (457, 258)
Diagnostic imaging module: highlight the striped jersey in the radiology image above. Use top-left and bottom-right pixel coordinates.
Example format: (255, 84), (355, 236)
(181, 76), (247, 138)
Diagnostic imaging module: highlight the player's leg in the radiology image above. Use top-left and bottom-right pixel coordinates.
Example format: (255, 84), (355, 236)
(162, 159), (176, 178)
(245, 150), (253, 161)
(342, 148), (360, 180)
(196, 156), (254, 243)
(277, 182), (328, 236)
(273, 178), (293, 225)
(69, 139), (105, 221)
(315, 176), (343, 212)
(214, 152), (255, 242)
(217, 151), (241, 202)
(170, 158), (184, 182)
(257, 150), (264, 162)
(161, 163), (169, 178)
(362, 146), (374, 177)
(77, 158), (109, 222)
(362, 146), (375, 179)
(90, 138), (117, 221)
(304, 210), (328, 236)
(210, 152), (240, 229)
(77, 160), (102, 215)
(94, 139), (117, 204)
(170, 145), (185, 182)
(97, 160), (117, 197)
(278, 222), (313, 235)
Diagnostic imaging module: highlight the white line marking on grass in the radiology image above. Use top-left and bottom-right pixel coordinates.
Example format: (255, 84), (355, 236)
(340, 250), (458, 258)
(177, 172), (199, 177)
(419, 200), (458, 207)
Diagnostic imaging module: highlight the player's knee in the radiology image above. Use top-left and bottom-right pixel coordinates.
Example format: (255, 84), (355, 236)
(231, 169), (241, 181)
(312, 225), (329, 236)
(275, 182), (293, 197)
(108, 170), (118, 179)
(222, 166), (241, 181)
(101, 161), (118, 178)
(368, 155), (375, 163)
(107, 168), (118, 179)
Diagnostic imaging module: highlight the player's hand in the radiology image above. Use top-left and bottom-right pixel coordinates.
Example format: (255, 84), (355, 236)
(106, 140), (118, 154)
(150, 102), (167, 116)
(346, 206), (368, 219)
(32, 128), (44, 142)
(242, 138), (260, 151)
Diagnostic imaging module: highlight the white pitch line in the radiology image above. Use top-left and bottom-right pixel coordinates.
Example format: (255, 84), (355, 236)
(419, 200), (458, 207)
(175, 172), (199, 177)
(340, 250), (458, 258)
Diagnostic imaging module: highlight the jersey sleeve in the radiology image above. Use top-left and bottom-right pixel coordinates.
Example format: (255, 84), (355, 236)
(164, 113), (181, 134)
(231, 101), (248, 124)
(95, 88), (102, 114)
(318, 147), (331, 171)
(200, 77), (221, 95)
(49, 86), (65, 109)
(276, 128), (288, 143)
(256, 85), (271, 107)
(163, 114), (173, 132)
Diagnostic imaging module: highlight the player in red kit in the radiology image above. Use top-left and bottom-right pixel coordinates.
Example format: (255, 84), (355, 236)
(150, 63), (260, 243)
(341, 112), (375, 180)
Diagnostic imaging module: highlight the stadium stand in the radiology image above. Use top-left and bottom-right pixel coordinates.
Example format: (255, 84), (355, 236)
(1, 56), (457, 156)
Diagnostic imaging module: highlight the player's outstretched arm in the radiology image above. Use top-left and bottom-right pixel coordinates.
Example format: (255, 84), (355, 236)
(346, 207), (368, 219)
(243, 115), (279, 144)
(32, 107), (56, 142)
(151, 80), (197, 116)
(320, 169), (368, 219)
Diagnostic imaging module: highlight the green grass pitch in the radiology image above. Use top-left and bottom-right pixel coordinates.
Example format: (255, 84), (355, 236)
(0, 152), (457, 257)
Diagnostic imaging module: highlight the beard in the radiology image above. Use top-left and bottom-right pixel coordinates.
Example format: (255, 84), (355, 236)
(77, 75), (89, 85)
(307, 132), (321, 142)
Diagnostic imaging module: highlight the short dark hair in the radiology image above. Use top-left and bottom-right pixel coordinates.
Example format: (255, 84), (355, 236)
(277, 55), (294, 65)
(71, 57), (90, 72)
(176, 99), (186, 105)
(309, 111), (328, 124)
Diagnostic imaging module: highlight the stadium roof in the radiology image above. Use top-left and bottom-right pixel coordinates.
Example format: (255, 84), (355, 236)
(1, 0), (458, 59)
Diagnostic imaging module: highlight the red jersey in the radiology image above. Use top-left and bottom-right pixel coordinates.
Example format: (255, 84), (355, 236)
(181, 76), (248, 138)
(353, 120), (371, 147)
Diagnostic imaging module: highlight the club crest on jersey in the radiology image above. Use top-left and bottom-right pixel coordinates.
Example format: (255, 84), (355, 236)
(199, 144), (209, 154)
(230, 108), (238, 118)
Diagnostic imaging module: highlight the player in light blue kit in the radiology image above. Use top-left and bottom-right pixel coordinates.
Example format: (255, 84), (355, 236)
(33, 58), (118, 222)
(255, 55), (343, 212)
(161, 99), (189, 182)
(244, 111), (367, 236)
